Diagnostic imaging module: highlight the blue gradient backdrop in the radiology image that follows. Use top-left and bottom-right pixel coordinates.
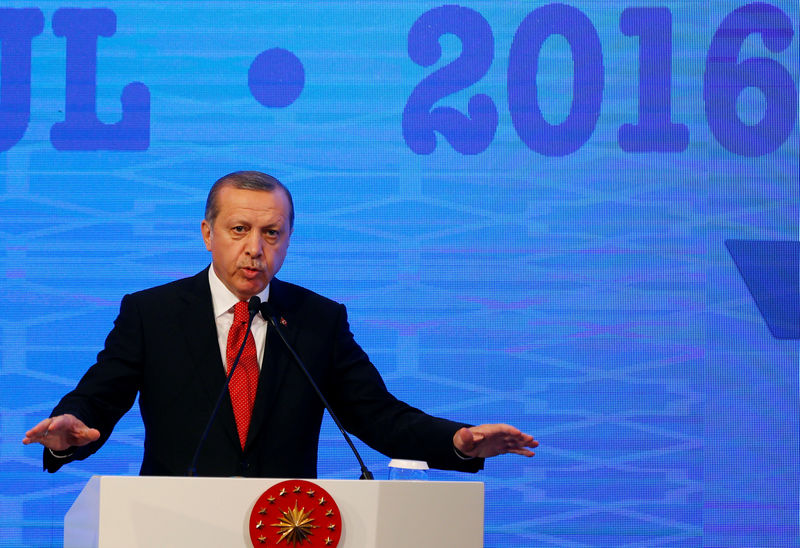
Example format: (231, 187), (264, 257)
(0, 2), (797, 546)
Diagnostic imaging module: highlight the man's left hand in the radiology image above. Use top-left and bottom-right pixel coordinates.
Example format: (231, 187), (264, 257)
(453, 424), (538, 459)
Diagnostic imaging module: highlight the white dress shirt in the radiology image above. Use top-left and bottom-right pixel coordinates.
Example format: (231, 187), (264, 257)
(208, 265), (269, 370)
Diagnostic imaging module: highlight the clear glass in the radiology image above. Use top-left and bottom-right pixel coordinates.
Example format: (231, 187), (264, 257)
(388, 467), (428, 481)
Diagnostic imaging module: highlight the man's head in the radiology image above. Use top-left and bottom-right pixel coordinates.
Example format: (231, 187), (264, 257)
(204, 171), (294, 228)
(201, 171), (294, 301)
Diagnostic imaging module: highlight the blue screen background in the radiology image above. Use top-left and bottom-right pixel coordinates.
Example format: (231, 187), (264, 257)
(0, 2), (797, 546)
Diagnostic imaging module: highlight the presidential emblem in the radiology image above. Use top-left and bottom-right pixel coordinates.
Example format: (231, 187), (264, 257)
(248, 479), (342, 547)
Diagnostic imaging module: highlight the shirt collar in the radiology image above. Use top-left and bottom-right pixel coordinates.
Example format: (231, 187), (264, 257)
(208, 264), (270, 319)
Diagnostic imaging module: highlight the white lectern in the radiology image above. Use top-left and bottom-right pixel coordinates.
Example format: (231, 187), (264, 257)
(65, 476), (483, 547)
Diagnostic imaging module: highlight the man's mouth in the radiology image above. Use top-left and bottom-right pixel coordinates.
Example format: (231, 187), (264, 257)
(240, 266), (263, 278)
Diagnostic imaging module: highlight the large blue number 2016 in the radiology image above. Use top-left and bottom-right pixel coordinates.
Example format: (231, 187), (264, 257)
(704, 3), (796, 156)
(508, 4), (603, 157)
(619, 7), (688, 153)
(402, 5), (497, 155)
(403, 2), (796, 157)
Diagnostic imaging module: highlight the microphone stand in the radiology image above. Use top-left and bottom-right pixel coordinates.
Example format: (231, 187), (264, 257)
(261, 302), (374, 480)
(187, 296), (261, 476)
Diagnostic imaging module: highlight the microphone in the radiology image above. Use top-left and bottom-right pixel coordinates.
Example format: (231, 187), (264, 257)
(187, 295), (261, 476)
(261, 301), (374, 480)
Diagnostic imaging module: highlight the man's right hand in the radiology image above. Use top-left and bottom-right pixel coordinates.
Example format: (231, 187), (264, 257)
(22, 414), (101, 452)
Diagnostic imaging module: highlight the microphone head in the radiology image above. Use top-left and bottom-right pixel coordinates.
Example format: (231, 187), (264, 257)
(247, 296), (262, 315)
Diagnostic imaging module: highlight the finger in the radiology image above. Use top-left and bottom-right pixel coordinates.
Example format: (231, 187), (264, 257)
(22, 418), (53, 445)
(455, 427), (474, 448)
(489, 423), (522, 436)
(505, 431), (534, 442)
(64, 421), (100, 446)
(508, 448), (536, 457)
(454, 426), (482, 456)
(26, 417), (53, 437)
(498, 432), (537, 447)
(22, 428), (61, 449)
(77, 428), (101, 445)
(506, 436), (538, 448)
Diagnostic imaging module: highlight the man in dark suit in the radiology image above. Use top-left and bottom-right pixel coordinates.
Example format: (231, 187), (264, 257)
(23, 171), (537, 477)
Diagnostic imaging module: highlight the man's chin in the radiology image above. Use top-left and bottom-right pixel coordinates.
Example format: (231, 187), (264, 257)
(234, 279), (269, 300)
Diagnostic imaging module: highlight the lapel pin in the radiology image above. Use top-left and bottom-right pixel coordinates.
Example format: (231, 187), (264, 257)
(280, 317), (288, 326)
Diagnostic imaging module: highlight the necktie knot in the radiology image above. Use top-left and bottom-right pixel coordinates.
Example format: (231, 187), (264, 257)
(233, 301), (249, 324)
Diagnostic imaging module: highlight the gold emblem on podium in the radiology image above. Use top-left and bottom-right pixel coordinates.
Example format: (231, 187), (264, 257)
(249, 480), (342, 547)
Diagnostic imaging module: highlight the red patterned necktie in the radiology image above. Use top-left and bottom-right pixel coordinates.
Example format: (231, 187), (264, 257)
(226, 301), (259, 449)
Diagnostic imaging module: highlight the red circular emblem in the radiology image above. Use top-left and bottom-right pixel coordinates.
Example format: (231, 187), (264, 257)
(248, 480), (342, 547)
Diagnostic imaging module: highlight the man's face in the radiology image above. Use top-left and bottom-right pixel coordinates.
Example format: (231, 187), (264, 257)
(201, 186), (293, 301)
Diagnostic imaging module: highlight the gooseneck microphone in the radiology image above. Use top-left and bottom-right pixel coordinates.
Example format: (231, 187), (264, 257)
(187, 295), (261, 476)
(261, 302), (374, 480)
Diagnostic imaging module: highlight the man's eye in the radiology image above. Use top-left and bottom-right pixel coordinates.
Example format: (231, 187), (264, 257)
(232, 226), (247, 233)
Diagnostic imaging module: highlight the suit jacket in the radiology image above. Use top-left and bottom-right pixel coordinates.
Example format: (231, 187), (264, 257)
(45, 269), (484, 477)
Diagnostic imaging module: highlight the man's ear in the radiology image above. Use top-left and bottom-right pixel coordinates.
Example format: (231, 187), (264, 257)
(201, 219), (212, 251)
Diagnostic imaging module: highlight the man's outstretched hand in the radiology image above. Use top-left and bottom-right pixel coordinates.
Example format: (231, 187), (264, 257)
(22, 414), (100, 452)
(453, 424), (538, 459)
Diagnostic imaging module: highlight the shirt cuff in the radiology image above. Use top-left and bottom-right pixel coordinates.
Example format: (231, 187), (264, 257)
(454, 446), (474, 460)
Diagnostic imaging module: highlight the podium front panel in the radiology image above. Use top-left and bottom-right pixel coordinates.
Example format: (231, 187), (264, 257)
(64, 476), (483, 548)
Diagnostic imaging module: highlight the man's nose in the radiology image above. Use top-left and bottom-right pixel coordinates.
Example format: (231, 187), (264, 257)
(245, 231), (263, 256)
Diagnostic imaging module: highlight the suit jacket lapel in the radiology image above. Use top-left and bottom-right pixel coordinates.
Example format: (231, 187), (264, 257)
(179, 268), (241, 450)
(246, 278), (297, 448)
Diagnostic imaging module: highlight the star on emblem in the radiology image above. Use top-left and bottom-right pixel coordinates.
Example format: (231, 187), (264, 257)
(318, 497), (326, 506)
(255, 520), (264, 529)
(306, 489), (316, 497)
(293, 486), (302, 493)
(279, 488), (287, 497)
(325, 509), (334, 517)
(258, 507), (267, 515)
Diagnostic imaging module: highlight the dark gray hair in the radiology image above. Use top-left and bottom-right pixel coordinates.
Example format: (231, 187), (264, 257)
(204, 171), (294, 228)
